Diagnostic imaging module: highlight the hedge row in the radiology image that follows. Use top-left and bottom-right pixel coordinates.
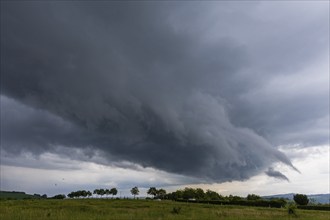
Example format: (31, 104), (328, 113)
(175, 199), (286, 208)
(297, 205), (330, 211)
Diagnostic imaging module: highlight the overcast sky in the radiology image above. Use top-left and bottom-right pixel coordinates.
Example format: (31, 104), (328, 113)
(1, 1), (329, 197)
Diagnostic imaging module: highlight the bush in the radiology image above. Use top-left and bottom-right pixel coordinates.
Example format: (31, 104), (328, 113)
(175, 198), (287, 208)
(287, 203), (297, 216)
(52, 194), (66, 199)
(293, 194), (309, 205)
(247, 194), (261, 200)
(297, 205), (330, 211)
(171, 206), (181, 214)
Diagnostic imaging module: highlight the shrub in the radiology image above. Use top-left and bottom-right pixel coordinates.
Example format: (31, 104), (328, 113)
(247, 194), (261, 200)
(293, 194), (309, 205)
(52, 194), (66, 199)
(287, 203), (297, 216)
(175, 198), (287, 208)
(171, 206), (182, 214)
(297, 205), (330, 211)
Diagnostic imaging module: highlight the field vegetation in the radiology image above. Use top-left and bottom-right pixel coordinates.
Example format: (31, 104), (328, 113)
(0, 198), (329, 220)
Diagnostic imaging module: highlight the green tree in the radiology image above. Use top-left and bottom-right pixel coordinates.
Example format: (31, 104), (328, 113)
(195, 188), (205, 200)
(93, 189), (100, 198)
(247, 194), (261, 200)
(52, 194), (66, 199)
(182, 187), (196, 200)
(105, 189), (110, 198)
(81, 190), (85, 198)
(205, 190), (221, 200)
(228, 194), (242, 201)
(156, 188), (167, 199)
(147, 187), (157, 198)
(168, 190), (183, 200)
(87, 191), (92, 198)
(130, 186), (139, 199)
(67, 192), (74, 199)
(293, 194), (309, 205)
(110, 188), (118, 198)
(99, 189), (105, 198)
(175, 190), (183, 199)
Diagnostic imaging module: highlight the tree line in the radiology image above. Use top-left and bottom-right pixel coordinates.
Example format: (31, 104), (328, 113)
(54, 186), (312, 207)
(62, 187), (272, 203)
(63, 186), (167, 200)
(93, 188), (118, 198)
(66, 188), (118, 199)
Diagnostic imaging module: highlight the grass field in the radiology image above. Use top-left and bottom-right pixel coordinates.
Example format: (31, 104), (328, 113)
(0, 191), (35, 200)
(0, 199), (329, 220)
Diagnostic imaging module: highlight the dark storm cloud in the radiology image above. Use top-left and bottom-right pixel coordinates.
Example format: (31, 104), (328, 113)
(1, 96), (85, 155)
(1, 1), (328, 182)
(265, 168), (289, 182)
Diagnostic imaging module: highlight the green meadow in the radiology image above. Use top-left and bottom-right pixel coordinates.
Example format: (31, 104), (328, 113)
(0, 191), (35, 200)
(0, 199), (328, 220)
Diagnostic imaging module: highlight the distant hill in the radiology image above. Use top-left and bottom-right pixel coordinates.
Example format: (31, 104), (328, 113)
(0, 191), (46, 200)
(262, 193), (330, 204)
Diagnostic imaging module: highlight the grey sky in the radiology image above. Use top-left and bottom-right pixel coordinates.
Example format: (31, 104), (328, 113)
(1, 1), (329, 189)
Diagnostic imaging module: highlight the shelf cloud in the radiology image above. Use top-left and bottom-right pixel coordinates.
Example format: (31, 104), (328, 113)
(1, 2), (328, 183)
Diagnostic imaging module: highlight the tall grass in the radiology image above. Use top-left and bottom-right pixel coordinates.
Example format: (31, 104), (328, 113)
(0, 199), (328, 220)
